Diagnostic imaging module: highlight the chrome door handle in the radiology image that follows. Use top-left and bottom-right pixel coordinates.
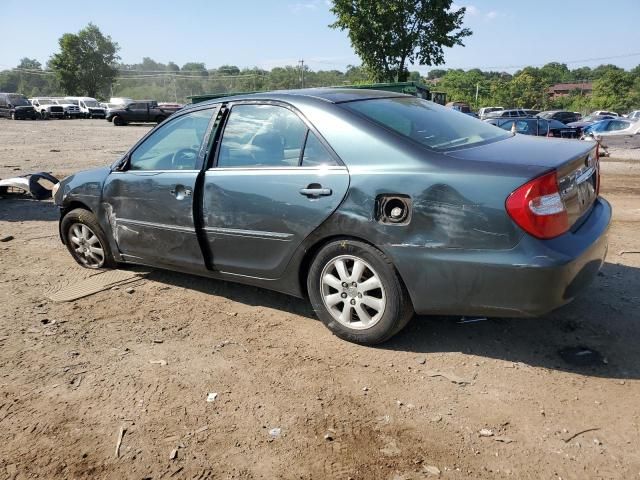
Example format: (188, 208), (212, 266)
(170, 185), (192, 199)
(299, 187), (332, 197)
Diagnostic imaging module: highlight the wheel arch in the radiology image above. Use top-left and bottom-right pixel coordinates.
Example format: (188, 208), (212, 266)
(59, 201), (94, 244)
(297, 234), (407, 300)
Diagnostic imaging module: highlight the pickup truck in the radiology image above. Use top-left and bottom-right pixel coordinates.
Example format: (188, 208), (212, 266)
(106, 101), (179, 126)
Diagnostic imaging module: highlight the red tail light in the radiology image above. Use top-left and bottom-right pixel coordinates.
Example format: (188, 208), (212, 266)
(506, 170), (569, 239)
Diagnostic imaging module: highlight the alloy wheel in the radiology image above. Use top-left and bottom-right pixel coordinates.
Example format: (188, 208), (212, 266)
(67, 223), (105, 268)
(320, 255), (386, 330)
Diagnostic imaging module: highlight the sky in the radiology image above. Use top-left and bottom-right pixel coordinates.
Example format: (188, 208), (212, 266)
(1, 0), (639, 74)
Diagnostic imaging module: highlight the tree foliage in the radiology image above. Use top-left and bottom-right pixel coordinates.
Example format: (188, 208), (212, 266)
(330, 0), (471, 82)
(49, 23), (120, 97)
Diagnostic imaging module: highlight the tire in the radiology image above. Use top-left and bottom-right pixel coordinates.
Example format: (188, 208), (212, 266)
(61, 208), (116, 269)
(40, 110), (48, 120)
(30, 115), (37, 120)
(11, 112), (16, 120)
(113, 115), (125, 126)
(155, 115), (166, 124)
(307, 239), (413, 344)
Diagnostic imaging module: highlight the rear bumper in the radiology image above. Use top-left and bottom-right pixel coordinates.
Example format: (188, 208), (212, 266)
(391, 197), (611, 317)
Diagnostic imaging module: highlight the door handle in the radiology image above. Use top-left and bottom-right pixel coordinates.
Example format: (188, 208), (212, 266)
(299, 187), (332, 198)
(170, 185), (192, 200)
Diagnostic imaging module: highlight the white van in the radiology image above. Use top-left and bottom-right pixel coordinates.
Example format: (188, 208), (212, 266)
(64, 96), (106, 119)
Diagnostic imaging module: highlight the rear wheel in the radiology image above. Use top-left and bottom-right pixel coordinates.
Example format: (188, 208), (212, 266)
(155, 115), (166, 124)
(307, 240), (413, 344)
(61, 208), (116, 269)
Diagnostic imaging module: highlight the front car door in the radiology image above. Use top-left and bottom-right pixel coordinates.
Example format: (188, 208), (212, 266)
(202, 102), (350, 279)
(102, 106), (217, 270)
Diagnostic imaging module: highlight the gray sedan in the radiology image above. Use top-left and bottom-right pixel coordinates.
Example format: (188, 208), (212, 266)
(54, 89), (611, 344)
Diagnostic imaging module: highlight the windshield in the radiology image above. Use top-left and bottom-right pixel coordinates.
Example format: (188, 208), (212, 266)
(85, 100), (100, 107)
(341, 97), (510, 151)
(537, 112), (553, 119)
(8, 95), (31, 106)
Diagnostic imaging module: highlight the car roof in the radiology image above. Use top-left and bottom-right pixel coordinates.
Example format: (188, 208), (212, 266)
(183, 88), (408, 111)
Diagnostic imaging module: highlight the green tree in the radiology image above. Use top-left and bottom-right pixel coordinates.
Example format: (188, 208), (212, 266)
(18, 58), (42, 70)
(330, 0), (471, 82)
(49, 23), (119, 97)
(591, 70), (633, 111)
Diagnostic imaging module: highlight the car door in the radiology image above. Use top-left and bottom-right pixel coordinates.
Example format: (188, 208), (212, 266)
(102, 106), (217, 270)
(202, 102), (350, 279)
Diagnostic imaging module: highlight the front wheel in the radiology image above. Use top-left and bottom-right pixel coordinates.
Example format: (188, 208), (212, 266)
(61, 208), (116, 269)
(307, 240), (413, 344)
(11, 112), (16, 120)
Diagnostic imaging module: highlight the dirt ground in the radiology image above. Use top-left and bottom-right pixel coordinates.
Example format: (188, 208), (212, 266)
(1, 119), (639, 480)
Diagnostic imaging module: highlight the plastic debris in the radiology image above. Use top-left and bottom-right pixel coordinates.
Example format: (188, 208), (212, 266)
(206, 392), (218, 403)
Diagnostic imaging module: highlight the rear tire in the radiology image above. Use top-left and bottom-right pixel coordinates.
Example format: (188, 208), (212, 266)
(61, 208), (116, 269)
(156, 115), (166, 124)
(307, 239), (413, 344)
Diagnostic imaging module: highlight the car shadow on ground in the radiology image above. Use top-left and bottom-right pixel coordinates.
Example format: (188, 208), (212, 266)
(0, 197), (58, 222)
(143, 261), (640, 380)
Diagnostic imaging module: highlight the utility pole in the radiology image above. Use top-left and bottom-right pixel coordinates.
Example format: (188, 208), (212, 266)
(299, 59), (305, 89)
(475, 83), (479, 107)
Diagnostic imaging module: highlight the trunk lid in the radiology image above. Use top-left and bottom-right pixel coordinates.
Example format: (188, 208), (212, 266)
(445, 134), (599, 229)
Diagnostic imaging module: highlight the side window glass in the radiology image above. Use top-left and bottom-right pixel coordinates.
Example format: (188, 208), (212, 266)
(302, 131), (339, 167)
(217, 104), (307, 168)
(129, 108), (214, 171)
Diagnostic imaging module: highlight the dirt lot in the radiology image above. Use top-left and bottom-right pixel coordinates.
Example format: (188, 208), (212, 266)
(1, 119), (639, 479)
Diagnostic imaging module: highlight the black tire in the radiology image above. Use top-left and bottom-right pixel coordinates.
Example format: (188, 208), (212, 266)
(10, 112), (16, 120)
(307, 239), (413, 344)
(113, 115), (125, 126)
(61, 208), (116, 269)
(40, 110), (48, 120)
(155, 115), (166, 124)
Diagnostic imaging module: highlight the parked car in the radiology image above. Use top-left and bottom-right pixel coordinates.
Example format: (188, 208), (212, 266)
(106, 101), (176, 125)
(478, 106), (504, 120)
(64, 96), (107, 118)
(30, 98), (65, 119)
(0, 92), (37, 119)
(53, 98), (82, 118)
(592, 110), (619, 117)
(54, 89), (610, 344)
(485, 117), (579, 138)
(484, 109), (535, 119)
(537, 110), (581, 124)
(626, 110), (640, 121)
(567, 114), (616, 132)
(583, 118), (640, 137)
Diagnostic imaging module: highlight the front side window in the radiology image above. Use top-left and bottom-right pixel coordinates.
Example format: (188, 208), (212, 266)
(8, 95), (30, 106)
(217, 104), (307, 168)
(342, 97), (509, 151)
(129, 108), (214, 171)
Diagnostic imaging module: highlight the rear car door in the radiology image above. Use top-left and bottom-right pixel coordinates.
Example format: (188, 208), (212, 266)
(102, 106), (217, 270)
(202, 102), (350, 279)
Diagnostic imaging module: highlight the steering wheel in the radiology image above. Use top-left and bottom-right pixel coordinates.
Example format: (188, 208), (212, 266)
(171, 147), (198, 169)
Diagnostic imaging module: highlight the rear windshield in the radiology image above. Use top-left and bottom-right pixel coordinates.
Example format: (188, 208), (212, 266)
(8, 95), (30, 106)
(85, 100), (100, 107)
(341, 97), (509, 151)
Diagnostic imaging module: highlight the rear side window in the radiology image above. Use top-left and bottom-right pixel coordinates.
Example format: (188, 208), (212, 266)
(217, 104), (307, 168)
(302, 131), (338, 167)
(342, 97), (509, 151)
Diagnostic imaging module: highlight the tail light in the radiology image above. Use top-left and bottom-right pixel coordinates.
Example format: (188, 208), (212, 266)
(506, 170), (569, 239)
